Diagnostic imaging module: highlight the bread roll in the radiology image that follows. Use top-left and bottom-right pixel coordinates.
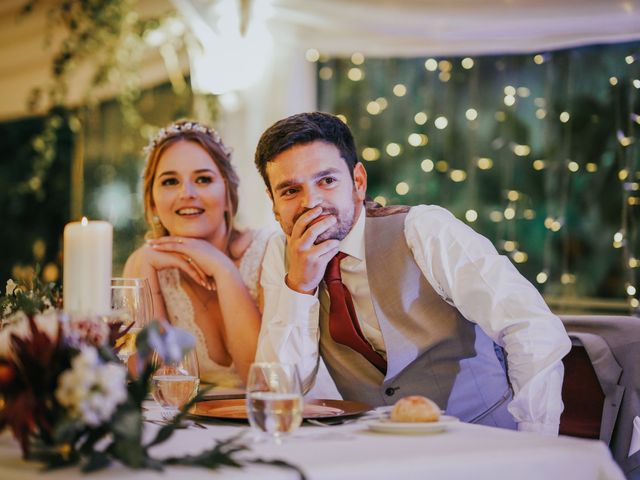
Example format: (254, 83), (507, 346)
(390, 395), (440, 423)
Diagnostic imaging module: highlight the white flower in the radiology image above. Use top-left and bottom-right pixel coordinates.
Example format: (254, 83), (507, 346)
(5, 279), (17, 296)
(55, 346), (127, 427)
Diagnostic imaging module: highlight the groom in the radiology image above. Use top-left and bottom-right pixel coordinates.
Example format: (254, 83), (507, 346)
(253, 111), (571, 434)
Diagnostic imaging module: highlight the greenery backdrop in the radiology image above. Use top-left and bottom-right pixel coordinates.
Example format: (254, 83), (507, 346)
(0, 115), (72, 284)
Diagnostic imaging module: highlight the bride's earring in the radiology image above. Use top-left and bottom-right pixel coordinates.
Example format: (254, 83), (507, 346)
(151, 215), (165, 237)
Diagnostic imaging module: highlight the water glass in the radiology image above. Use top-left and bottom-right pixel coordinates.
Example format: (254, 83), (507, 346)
(151, 349), (200, 420)
(110, 277), (153, 362)
(246, 362), (303, 442)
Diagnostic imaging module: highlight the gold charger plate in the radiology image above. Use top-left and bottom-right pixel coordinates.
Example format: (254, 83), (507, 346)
(190, 398), (372, 421)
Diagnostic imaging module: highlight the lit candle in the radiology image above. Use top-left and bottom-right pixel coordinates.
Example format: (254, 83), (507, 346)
(63, 217), (113, 315)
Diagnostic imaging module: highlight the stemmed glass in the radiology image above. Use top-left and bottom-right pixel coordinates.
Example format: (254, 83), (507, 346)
(151, 349), (200, 420)
(110, 277), (153, 363)
(246, 362), (303, 443)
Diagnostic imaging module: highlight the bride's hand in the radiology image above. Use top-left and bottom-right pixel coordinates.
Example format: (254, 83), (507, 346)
(135, 242), (210, 288)
(147, 236), (235, 282)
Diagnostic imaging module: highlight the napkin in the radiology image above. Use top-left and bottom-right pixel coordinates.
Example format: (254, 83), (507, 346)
(629, 416), (640, 457)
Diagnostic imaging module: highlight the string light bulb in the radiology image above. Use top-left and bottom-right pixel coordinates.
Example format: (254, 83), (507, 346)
(414, 112), (428, 125)
(395, 182), (410, 195)
(477, 157), (493, 170)
(434, 116), (448, 129)
(393, 84), (407, 97)
(348, 68), (363, 81)
(373, 195), (387, 206)
(424, 58), (438, 71)
(512, 251), (528, 263)
(450, 170), (467, 182)
(386, 143), (401, 157)
(536, 271), (548, 284)
(504, 207), (516, 220)
(351, 52), (365, 65)
(465, 209), (478, 222)
(421, 159), (434, 172)
(366, 101), (381, 115)
(461, 57), (474, 69)
(305, 49), (320, 62)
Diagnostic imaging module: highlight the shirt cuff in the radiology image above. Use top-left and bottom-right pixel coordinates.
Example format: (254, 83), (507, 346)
(517, 421), (559, 436)
(274, 279), (319, 329)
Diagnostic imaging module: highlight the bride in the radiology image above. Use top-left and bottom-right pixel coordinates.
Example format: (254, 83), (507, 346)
(123, 120), (272, 387)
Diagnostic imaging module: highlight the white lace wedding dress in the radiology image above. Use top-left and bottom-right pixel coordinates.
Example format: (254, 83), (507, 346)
(157, 228), (273, 387)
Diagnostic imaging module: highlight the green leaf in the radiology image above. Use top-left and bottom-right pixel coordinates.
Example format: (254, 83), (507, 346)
(52, 417), (83, 444)
(249, 458), (308, 480)
(81, 451), (111, 472)
(161, 433), (306, 478)
(108, 438), (146, 469)
(127, 361), (155, 405)
(145, 386), (211, 449)
(163, 434), (248, 470)
(27, 440), (79, 470)
(145, 419), (178, 449)
(77, 425), (109, 455)
(111, 408), (142, 441)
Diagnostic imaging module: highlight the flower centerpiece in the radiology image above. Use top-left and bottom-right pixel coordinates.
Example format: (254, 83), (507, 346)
(0, 274), (305, 477)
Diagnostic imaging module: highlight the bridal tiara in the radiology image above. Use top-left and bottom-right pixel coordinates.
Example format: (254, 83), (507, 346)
(143, 121), (233, 157)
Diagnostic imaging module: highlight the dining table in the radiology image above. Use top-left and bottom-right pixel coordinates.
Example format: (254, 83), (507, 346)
(0, 399), (626, 480)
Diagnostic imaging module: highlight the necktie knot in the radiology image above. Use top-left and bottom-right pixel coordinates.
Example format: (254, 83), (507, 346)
(324, 252), (348, 284)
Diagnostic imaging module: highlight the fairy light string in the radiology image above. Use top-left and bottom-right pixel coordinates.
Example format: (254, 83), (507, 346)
(313, 43), (639, 313)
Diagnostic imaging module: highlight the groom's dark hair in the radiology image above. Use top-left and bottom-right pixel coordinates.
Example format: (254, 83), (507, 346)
(254, 111), (358, 192)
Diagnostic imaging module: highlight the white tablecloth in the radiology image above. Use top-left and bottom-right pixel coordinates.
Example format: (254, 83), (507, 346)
(0, 404), (625, 480)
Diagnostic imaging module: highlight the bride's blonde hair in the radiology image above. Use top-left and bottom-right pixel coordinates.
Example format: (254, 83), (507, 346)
(142, 120), (240, 256)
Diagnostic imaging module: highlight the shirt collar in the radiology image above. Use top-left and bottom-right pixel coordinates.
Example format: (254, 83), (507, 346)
(339, 206), (365, 261)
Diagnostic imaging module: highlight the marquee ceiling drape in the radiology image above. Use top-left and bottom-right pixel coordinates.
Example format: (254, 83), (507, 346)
(266, 0), (640, 56)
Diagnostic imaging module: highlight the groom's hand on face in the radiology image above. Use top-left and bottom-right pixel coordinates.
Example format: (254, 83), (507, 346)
(285, 206), (340, 295)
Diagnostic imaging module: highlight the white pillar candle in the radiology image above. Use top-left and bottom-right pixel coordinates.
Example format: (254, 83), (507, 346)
(63, 217), (113, 315)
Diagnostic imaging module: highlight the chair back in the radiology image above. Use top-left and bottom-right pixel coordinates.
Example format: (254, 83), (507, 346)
(559, 315), (640, 478)
(559, 342), (605, 438)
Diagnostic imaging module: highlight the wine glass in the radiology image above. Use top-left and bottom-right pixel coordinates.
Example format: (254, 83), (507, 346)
(246, 362), (303, 443)
(110, 277), (153, 363)
(151, 349), (200, 420)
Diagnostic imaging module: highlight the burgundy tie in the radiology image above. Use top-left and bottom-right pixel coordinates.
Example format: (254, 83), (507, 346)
(324, 252), (387, 374)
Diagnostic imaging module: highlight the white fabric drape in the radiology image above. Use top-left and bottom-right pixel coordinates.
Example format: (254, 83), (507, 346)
(268, 0), (640, 57)
(171, 0), (640, 228)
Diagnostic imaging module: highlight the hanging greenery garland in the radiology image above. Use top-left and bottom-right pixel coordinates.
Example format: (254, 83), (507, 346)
(16, 0), (180, 202)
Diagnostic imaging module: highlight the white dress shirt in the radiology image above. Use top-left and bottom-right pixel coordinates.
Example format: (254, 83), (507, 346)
(257, 204), (571, 435)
